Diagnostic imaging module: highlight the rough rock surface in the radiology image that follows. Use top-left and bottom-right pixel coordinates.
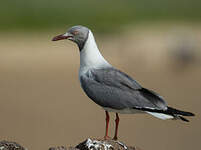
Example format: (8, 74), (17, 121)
(49, 138), (141, 150)
(0, 141), (26, 150)
(0, 138), (142, 150)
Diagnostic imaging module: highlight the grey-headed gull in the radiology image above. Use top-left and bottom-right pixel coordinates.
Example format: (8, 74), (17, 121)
(52, 25), (194, 140)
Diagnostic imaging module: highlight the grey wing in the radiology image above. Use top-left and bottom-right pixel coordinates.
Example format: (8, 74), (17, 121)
(80, 67), (167, 110)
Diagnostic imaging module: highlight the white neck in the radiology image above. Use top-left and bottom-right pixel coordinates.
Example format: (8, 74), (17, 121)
(79, 30), (111, 75)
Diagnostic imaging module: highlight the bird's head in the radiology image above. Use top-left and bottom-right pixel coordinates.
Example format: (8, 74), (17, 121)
(52, 25), (89, 50)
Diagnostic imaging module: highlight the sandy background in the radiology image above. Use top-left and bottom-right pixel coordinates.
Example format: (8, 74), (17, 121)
(0, 24), (200, 150)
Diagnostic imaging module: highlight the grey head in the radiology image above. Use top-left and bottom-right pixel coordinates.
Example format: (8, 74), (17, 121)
(52, 25), (89, 51)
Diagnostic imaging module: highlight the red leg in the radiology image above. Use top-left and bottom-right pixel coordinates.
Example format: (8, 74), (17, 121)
(113, 113), (119, 140)
(104, 111), (110, 140)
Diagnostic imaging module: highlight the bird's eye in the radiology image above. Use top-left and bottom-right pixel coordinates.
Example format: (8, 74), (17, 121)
(73, 31), (79, 35)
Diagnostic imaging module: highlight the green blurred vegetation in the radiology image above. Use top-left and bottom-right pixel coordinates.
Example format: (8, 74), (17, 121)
(1, 0), (201, 32)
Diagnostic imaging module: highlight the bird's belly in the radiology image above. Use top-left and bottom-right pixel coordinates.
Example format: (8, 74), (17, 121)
(103, 107), (145, 114)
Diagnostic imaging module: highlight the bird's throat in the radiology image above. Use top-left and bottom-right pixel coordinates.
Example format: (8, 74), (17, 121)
(79, 31), (111, 74)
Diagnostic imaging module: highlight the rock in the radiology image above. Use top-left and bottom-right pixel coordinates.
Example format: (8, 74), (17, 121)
(0, 141), (26, 150)
(49, 138), (141, 150)
(0, 138), (142, 150)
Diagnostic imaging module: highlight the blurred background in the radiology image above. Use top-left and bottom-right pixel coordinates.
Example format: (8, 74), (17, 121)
(0, 0), (200, 150)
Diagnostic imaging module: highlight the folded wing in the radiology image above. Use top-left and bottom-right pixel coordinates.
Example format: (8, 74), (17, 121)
(80, 67), (167, 111)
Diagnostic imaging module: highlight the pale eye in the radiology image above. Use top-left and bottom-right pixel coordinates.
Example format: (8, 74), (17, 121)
(73, 31), (79, 35)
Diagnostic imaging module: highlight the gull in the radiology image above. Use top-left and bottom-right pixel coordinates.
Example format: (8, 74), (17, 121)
(52, 25), (194, 140)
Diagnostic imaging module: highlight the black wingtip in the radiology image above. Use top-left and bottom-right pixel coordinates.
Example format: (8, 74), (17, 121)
(179, 111), (195, 116)
(179, 116), (190, 122)
(187, 112), (195, 116)
(168, 107), (195, 116)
